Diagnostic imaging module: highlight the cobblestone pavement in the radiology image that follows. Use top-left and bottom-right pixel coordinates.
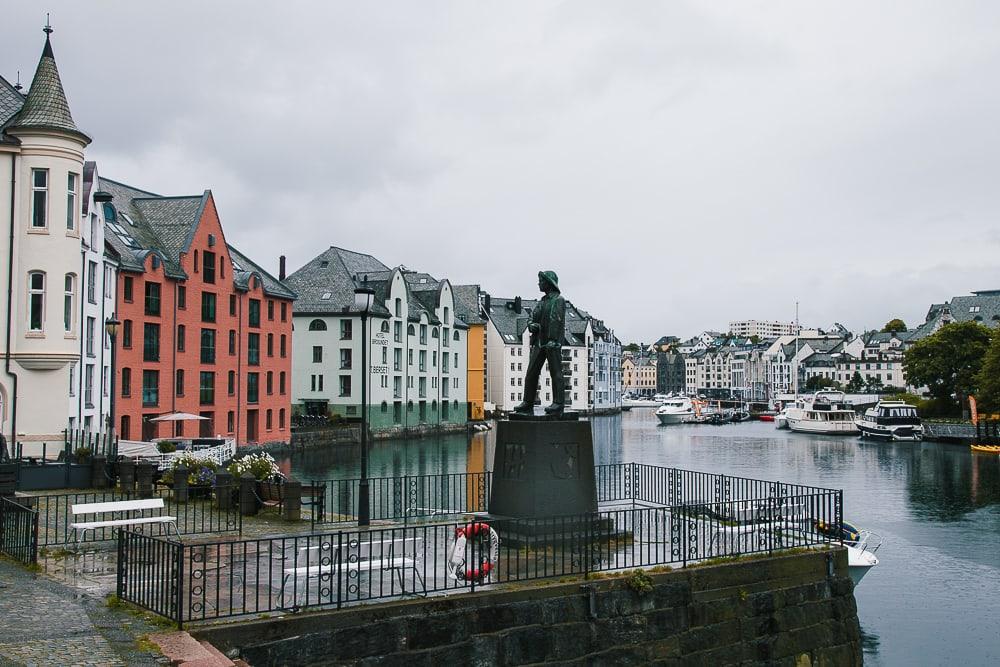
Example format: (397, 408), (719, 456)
(0, 559), (165, 667)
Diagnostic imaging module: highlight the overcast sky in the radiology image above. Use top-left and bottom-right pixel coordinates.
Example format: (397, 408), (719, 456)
(5, 2), (1000, 343)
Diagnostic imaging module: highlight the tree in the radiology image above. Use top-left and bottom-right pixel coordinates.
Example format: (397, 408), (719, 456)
(623, 343), (640, 353)
(846, 371), (864, 393)
(903, 321), (993, 414)
(805, 375), (840, 391)
(974, 333), (1000, 414)
(865, 376), (884, 394)
(881, 318), (907, 333)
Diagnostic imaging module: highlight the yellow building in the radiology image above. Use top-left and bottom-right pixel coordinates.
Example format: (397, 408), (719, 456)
(622, 354), (657, 396)
(454, 285), (486, 420)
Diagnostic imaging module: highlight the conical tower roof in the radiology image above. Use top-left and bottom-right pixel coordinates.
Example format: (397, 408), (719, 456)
(8, 34), (90, 144)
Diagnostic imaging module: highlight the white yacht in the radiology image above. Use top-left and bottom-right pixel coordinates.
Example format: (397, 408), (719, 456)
(856, 400), (923, 441)
(655, 397), (696, 425)
(774, 407), (790, 430)
(786, 391), (859, 435)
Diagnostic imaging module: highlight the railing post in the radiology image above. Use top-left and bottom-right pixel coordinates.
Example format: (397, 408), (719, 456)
(214, 471), (233, 510)
(91, 455), (108, 490)
(283, 478), (302, 522)
(136, 462), (154, 499)
(116, 529), (125, 600)
(175, 540), (184, 630)
(239, 473), (258, 516)
(173, 464), (189, 503)
(118, 459), (135, 492)
(336, 531), (344, 610)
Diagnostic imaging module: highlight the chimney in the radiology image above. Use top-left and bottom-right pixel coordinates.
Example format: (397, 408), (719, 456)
(514, 296), (522, 314)
(279, 255), (286, 281)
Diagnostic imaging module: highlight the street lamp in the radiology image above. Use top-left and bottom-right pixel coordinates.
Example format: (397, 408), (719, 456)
(104, 315), (120, 436)
(353, 287), (375, 526)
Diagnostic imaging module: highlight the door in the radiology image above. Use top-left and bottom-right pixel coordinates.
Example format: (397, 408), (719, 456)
(247, 409), (258, 442)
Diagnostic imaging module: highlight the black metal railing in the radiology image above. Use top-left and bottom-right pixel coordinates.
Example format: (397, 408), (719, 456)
(0, 496), (39, 565)
(119, 488), (842, 626)
(27, 487), (241, 547)
(975, 419), (1000, 446)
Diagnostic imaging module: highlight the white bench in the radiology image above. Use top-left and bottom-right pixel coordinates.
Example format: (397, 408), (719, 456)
(279, 535), (425, 608)
(70, 498), (178, 546)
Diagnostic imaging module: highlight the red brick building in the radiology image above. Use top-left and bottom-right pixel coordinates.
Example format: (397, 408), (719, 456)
(100, 177), (295, 445)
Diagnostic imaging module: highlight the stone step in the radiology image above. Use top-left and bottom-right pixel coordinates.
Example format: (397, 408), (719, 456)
(148, 631), (235, 667)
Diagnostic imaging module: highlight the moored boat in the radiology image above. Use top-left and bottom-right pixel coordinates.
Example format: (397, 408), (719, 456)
(855, 400), (924, 441)
(786, 391), (859, 435)
(655, 397), (696, 425)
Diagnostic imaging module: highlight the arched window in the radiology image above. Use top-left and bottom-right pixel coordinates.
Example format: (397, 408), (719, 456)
(407, 324), (415, 336)
(431, 328), (439, 339)
(27, 271), (45, 332)
(279, 408), (286, 429)
(63, 273), (75, 333)
(380, 321), (390, 333)
(431, 400), (437, 411)
(407, 400), (414, 411)
(394, 298), (402, 317)
(453, 330), (460, 341)
(309, 319), (327, 331)
(443, 307), (449, 324)
(381, 401), (388, 413)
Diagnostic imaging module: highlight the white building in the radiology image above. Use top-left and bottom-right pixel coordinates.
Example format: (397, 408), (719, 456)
(729, 320), (800, 338)
(286, 247), (468, 431)
(1, 32), (93, 451)
(67, 162), (117, 434)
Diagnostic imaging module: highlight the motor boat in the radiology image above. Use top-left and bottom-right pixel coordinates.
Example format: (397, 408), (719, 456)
(697, 401), (733, 425)
(855, 400), (924, 441)
(655, 397), (696, 425)
(786, 391), (859, 435)
(774, 408), (789, 429)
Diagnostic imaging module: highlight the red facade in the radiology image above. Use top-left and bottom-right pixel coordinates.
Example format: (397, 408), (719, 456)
(114, 195), (292, 446)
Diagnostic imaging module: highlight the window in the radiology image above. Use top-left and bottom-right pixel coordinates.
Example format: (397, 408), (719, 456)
(66, 172), (78, 230)
(177, 285), (186, 309)
(309, 319), (326, 331)
(443, 307), (449, 324)
(63, 274), (74, 333)
(121, 367), (131, 397)
(201, 329), (216, 364)
(279, 371), (287, 394)
(227, 411), (235, 433)
(394, 376), (402, 398)
(312, 345), (323, 363)
(408, 324), (415, 337)
(122, 319), (133, 348)
(443, 327), (449, 347)
(248, 333), (260, 366)
(340, 320), (352, 340)
(27, 271), (44, 331)
(228, 370), (236, 396)
(267, 300), (274, 321)
(340, 349), (352, 369)
(432, 327), (439, 340)
(123, 276), (133, 302)
(280, 302), (287, 322)
(177, 325), (186, 352)
(194, 250), (199, 272)
(394, 298), (402, 317)
(420, 325), (427, 344)
(280, 334), (287, 357)
(229, 294), (237, 316)
(394, 321), (402, 342)
(87, 261), (97, 304)
(247, 372), (259, 403)
(175, 369), (184, 397)
(144, 282), (161, 316)
(394, 348), (402, 371)
(203, 250), (216, 283)
(201, 292), (216, 323)
(143, 323), (160, 361)
(382, 346), (387, 364)
(86, 317), (95, 356)
(266, 409), (273, 430)
(279, 408), (286, 429)
(266, 371), (273, 395)
(267, 333), (274, 357)
(248, 299), (261, 327)
(381, 321), (390, 333)
(31, 169), (47, 228)
(142, 370), (159, 406)
(419, 377), (426, 398)
(408, 349), (413, 366)
(200, 371), (215, 405)
(339, 375), (352, 397)
(120, 415), (131, 440)
(228, 330), (236, 355)
(419, 350), (426, 372)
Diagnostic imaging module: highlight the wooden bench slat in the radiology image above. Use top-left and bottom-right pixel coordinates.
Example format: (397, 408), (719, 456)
(71, 516), (177, 530)
(71, 498), (166, 515)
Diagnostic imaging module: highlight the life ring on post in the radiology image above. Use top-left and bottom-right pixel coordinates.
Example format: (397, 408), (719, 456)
(447, 521), (500, 583)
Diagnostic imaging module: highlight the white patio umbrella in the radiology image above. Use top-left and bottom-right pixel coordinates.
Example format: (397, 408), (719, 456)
(150, 412), (208, 422)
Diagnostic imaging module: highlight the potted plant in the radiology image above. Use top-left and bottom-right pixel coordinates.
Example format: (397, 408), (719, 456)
(161, 454), (218, 498)
(156, 441), (178, 454)
(227, 452), (284, 482)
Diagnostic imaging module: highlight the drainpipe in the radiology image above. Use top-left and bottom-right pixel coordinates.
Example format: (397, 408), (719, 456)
(236, 292), (243, 444)
(78, 238), (85, 427)
(5, 154), (19, 450)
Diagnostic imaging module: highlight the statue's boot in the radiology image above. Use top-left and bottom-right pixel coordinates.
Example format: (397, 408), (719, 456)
(512, 402), (534, 414)
(544, 402), (564, 414)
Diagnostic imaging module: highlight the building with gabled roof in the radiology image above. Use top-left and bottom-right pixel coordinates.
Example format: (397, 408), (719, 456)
(101, 173), (295, 445)
(286, 247), (468, 432)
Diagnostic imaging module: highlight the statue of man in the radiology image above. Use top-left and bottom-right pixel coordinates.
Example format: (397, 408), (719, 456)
(513, 270), (566, 415)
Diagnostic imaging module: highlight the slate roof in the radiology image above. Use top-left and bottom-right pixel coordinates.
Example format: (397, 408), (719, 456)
(0, 75), (25, 144)
(228, 245), (296, 299)
(285, 247), (390, 316)
(6, 37), (89, 144)
(485, 297), (537, 343)
(452, 285), (486, 325)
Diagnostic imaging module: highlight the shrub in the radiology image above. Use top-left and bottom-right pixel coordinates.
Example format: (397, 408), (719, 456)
(160, 453), (218, 486)
(73, 447), (92, 461)
(227, 452), (283, 481)
(156, 441), (177, 454)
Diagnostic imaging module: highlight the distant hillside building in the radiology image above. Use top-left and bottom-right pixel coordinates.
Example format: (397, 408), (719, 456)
(913, 289), (1000, 338)
(729, 320), (800, 338)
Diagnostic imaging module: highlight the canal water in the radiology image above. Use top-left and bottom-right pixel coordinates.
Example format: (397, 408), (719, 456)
(284, 411), (1000, 666)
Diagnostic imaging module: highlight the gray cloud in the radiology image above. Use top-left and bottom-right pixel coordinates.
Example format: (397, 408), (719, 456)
(5, 1), (999, 342)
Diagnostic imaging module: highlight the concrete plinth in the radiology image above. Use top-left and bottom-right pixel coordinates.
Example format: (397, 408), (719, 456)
(489, 417), (597, 518)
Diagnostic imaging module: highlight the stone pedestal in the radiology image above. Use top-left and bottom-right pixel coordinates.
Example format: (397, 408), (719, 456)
(489, 415), (597, 518)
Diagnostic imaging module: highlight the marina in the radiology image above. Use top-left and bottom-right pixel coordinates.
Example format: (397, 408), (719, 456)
(283, 414), (1000, 666)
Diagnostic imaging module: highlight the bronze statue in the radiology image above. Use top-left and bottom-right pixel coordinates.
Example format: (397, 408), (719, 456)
(513, 270), (566, 415)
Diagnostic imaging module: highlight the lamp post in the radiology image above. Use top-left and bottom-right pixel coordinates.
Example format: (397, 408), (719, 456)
(354, 287), (375, 526)
(104, 316), (120, 436)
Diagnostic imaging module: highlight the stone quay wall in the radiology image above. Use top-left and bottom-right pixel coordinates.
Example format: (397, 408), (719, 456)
(194, 548), (862, 666)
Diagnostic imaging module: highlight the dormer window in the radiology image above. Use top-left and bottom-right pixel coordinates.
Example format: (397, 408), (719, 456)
(102, 202), (116, 224)
(970, 306), (981, 313)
